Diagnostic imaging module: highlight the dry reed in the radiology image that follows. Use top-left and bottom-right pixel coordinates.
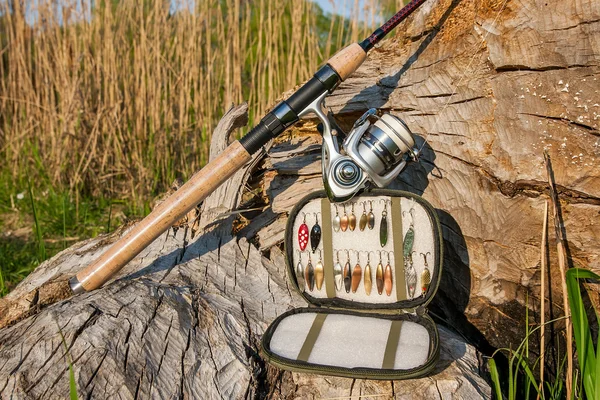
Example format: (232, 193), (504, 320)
(538, 199), (548, 400)
(0, 0), (394, 207)
(544, 150), (573, 399)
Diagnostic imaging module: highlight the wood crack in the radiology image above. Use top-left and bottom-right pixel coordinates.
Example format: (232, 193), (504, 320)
(160, 226), (190, 283)
(495, 64), (587, 72)
(156, 340), (169, 376)
(549, 18), (600, 31)
(517, 112), (599, 136)
(141, 293), (163, 339)
(85, 349), (108, 388)
(435, 149), (600, 205)
(68, 307), (103, 352)
(123, 320), (133, 372)
(449, 96), (485, 105)
(179, 328), (192, 399)
(416, 93), (453, 99)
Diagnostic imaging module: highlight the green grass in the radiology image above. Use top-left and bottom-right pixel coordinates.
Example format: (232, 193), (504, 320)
(566, 268), (600, 400)
(0, 238), (39, 296)
(489, 268), (600, 400)
(56, 320), (79, 400)
(0, 174), (145, 296)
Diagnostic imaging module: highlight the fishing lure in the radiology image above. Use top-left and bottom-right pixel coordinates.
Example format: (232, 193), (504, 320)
(333, 204), (341, 232)
(296, 251), (305, 290)
(402, 207), (416, 258)
(341, 204), (349, 232)
(380, 200), (388, 247)
(305, 252), (315, 292)
(334, 250), (343, 291)
(359, 202), (368, 231)
(405, 251), (417, 299)
(376, 251), (384, 295)
(384, 251), (393, 296)
(310, 212), (321, 253)
(420, 252), (431, 294)
(298, 212), (309, 251)
(343, 250), (352, 293)
(349, 203), (357, 231)
(368, 200), (375, 230)
(363, 251), (372, 296)
(315, 249), (324, 290)
(351, 251), (362, 293)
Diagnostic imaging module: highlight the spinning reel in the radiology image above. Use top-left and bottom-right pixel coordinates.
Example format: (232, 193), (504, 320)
(300, 92), (420, 202)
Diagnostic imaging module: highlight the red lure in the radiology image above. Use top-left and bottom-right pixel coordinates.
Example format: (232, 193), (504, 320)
(298, 213), (309, 251)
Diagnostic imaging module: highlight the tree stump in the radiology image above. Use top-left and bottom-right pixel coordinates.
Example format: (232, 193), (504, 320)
(1, 0), (599, 397)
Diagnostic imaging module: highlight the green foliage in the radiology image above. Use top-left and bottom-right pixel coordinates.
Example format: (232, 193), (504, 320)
(0, 172), (137, 296)
(489, 268), (600, 400)
(0, 238), (39, 296)
(28, 180), (46, 262)
(489, 358), (503, 399)
(566, 268), (600, 400)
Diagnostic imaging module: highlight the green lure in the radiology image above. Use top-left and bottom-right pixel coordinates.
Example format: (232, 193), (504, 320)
(380, 210), (388, 247)
(403, 227), (414, 258)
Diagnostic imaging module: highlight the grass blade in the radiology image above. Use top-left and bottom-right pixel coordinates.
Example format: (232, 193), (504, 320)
(512, 351), (543, 399)
(27, 180), (46, 261)
(566, 268), (598, 400)
(489, 358), (503, 400)
(595, 331), (600, 400)
(56, 321), (79, 400)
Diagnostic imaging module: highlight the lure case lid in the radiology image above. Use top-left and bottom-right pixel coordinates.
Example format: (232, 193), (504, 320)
(261, 190), (443, 380)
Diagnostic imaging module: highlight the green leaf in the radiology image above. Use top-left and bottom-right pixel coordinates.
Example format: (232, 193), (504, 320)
(595, 333), (600, 400)
(566, 268), (599, 400)
(488, 358), (503, 400)
(511, 351), (543, 399)
(27, 180), (46, 261)
(56, 321), (79, 400)
(69, 363), (78, 400)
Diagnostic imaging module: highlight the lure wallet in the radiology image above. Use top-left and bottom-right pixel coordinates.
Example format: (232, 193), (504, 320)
(261, 189), (443, 379)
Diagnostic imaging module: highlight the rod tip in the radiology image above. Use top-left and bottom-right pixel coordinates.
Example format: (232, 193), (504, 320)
(69, 276), (85, 295)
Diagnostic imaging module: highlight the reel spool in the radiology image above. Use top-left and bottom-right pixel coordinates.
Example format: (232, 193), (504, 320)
(322, 108), (419, 202)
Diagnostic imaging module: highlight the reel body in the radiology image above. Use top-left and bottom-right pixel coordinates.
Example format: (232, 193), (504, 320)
(300, 93), (419, 202)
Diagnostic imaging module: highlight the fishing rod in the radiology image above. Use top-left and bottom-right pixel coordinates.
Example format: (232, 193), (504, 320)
(69, 0), (428, 294)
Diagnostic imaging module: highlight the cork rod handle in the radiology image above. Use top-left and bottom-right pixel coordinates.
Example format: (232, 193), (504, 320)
(71, 141), (252, 293)
(326, 43), (367, 81)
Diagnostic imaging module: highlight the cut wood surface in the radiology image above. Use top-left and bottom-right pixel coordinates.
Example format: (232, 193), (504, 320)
(1, 0), (599, 398)
(0, 104), (489, 399)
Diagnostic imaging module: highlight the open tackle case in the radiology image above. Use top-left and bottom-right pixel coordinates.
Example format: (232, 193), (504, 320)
(261, 189), (444, 379)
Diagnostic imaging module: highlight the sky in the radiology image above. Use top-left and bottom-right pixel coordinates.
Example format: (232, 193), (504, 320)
(21, 0), (384, 26)
(313, 0), (388, 22)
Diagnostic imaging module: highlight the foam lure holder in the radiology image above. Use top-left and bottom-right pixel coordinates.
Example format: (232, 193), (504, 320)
(261, 190), (443, 379)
